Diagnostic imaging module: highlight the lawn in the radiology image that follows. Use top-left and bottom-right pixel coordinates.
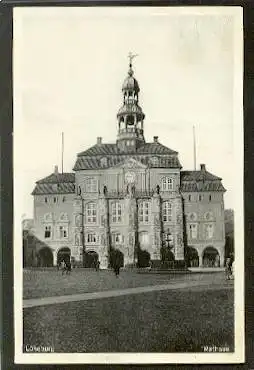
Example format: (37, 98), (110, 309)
(23, 286), (234, 353)
(23, 268), (227, 299)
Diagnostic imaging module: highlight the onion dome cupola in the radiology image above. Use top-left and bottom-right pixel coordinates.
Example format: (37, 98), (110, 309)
(117, 53), (145, 152)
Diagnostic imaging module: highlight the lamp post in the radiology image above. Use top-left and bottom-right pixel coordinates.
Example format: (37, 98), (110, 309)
(165, 231), (174, 269)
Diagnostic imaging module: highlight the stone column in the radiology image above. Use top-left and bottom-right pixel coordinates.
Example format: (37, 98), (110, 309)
(198, 250), (203, 267)
(53, 250), (57, 266)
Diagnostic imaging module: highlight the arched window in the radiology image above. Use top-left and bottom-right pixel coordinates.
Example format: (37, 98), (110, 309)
(59, 225), (68, 238)
(44, 226), (51, 238)
(111, 232), (123, 245)
(85, 178), (97, 193)
(162, 201), (172, 222)
(138, 201), (150, 223)
(86, 202), (97, 224)
(111, 202), (122, 223)
(204, 224), (214, 239)
(188, 224), (198, 239)
(161, 177), (173, 191)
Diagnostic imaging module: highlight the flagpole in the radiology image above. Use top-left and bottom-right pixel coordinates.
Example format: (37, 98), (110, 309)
(193, 126), (197, 171)
(61, 132), (64, 174)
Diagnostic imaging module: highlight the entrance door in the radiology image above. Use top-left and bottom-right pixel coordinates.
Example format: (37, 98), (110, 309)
(57, 247), (71, 265)
(84, 251), (99, 268)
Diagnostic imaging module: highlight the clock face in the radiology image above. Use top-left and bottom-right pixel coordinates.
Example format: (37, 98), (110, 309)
(125, 171), (135, 183)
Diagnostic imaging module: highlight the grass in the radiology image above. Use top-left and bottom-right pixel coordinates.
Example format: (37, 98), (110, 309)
(23, 287), (234, 353)
(23, 268), (228, 299)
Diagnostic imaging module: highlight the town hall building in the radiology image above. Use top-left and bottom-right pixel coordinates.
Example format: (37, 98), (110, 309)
(29, 58), (226, 269)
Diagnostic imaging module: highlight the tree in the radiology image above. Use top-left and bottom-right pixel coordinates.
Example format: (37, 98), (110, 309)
(224, 209), (234, 258)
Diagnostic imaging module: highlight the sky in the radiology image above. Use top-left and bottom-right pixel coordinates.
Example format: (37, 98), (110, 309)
(13, 7), (243, 218)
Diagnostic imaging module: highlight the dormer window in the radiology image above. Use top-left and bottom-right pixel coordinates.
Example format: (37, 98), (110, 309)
(101, 157), (107, 167)
(161, 177), (173, 191)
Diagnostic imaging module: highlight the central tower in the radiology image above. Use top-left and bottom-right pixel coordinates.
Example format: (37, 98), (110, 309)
(116, 54), (145, 152)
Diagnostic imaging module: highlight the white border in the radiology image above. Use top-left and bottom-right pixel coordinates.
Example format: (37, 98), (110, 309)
(13, 6), (244, 364)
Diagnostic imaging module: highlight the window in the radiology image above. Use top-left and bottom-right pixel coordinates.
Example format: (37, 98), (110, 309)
(139, 201), (150, 223)
(188, 224), (197, 239)
(162, 201), (172, 222)
(101, 157), (107, 167)
(62, 196), (66, 202)
(199, 195), (202, 201)
(54, 197), (58, 203)
(87, 233), (97, 243)
(44, 226), (51, 238)
(188, 195), (191, 202)
(209, 195), (212, 202)
(204, 224), (214, 239)
(85, 178), (97, 193)
(86, 202), (97, 223)
(45, 197), (48, 203)
(59, 225), (68, 238)
(161, 177), (173, 191)
(112, 202), (122, 223)
(112, 233), (123, 245)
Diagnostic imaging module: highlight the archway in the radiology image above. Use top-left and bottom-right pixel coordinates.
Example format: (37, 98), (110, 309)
(202, 246), (220, 267)
(57, 247), (71, 265)
(37, 247), (53, 267)
(109, 248), (124, 268)
(185, 246), (199, 267)
(84, 250), (99, 268)
(138, 249), (151, 267)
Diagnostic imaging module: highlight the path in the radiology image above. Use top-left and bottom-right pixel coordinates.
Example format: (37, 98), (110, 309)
(23, 279), (233, 309)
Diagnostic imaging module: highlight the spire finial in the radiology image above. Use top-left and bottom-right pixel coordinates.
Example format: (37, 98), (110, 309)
(128, 52), (138, 75)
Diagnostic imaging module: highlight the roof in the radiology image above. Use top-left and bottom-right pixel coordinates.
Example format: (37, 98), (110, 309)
(181, 170), (221, 181)
(77, 142), (178, 157)
(180, 170), (226, 192)
(37, 173), (75, 184)
(74, 153), (181, 171)
(32, 172), (75, 195)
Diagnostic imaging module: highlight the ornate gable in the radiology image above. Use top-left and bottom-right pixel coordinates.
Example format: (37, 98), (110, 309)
(109, 157), (147, 170)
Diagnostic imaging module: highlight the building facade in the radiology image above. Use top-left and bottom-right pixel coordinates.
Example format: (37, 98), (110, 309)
(31, 60), (226, 269)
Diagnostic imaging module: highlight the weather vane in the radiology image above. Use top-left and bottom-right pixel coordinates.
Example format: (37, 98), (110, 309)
(128, 52), (138, 66)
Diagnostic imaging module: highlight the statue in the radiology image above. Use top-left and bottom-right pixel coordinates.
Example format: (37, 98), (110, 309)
(128, 52), (138, 66)
(103, 185), (107, 195)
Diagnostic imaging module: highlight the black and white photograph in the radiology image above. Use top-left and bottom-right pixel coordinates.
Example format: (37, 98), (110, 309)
(13, 6), (244, 364)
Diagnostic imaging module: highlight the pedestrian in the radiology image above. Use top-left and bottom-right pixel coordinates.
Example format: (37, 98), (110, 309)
(225, 257), (232, 280)
(95, 260), (100, 271)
